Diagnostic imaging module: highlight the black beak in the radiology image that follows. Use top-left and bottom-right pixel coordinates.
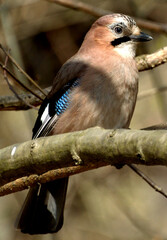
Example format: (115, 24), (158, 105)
(130, 32), (153, 42)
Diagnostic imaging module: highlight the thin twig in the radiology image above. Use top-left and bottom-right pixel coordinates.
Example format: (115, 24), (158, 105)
(142, 123), (167, 130)
(0, 44), (47, 97)
(128, 164), (167, 198)
(135, 17), (167, 34)
(0, 164), (105, 197)
(47, 0), (110, 17)
(3, 54), (38, 110)
(138, 86), (167, 100)
(48, 0), (167, 34)
(0, 62), (44, 101)
(0, 87), (51, 111)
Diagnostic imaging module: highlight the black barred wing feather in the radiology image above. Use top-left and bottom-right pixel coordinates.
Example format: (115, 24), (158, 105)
(16, 78), (80, 234)
(32, 78), (79, 139)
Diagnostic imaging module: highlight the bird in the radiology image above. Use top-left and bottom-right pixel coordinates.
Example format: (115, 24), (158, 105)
(16, 13), (152, 234)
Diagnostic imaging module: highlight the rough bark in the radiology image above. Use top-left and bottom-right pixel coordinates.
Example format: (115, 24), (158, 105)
(0, 127), (167, 195)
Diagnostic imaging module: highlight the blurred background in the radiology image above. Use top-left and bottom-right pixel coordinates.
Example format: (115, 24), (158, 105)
(0, 0), (167, 239)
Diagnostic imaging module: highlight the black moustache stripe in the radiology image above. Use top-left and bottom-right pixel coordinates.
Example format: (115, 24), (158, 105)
(111, 36), (131, 46)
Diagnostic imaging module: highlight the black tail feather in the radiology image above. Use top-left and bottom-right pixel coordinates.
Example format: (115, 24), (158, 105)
(16, 177), (68, 234)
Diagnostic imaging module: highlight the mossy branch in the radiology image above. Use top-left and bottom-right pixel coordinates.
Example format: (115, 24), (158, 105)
(1, 127), (167, 196)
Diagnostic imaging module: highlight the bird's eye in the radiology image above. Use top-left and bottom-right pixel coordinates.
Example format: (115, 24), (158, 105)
(114, 26), (123, 34)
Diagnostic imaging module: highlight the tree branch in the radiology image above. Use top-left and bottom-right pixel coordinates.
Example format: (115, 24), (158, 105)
(0, 47), (166, 111)
(138, 85), (167, 100)
(0, 88), (51, 111)
(0, 62), (44, 101)
(2, 54), (38, 110)
(1, 127), (167, 196)
(128, 164), (167, 198)
(48, 0), (167, 34)
(0, 44), (47, 97)
(142, 123), (167, 130)
(0, 165), (104, 197)
(136, 46), (167, 72)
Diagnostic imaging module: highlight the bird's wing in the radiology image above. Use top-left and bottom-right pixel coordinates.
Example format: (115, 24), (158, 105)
(32, 58), (87, 139)
(32, 78), (80, 138)
(48, 56), (87, 98)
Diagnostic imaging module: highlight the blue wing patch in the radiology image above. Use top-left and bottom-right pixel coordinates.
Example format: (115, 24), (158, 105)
(55, 79), (79, 116)
(32, 78), (79, 138)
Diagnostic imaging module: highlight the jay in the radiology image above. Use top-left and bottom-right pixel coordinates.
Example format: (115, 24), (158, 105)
(16, 13), (152, 234)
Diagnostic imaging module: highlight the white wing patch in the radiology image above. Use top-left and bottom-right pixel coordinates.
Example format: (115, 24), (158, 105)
(33, 103), (52, 139)
(41, 103), (50, 123)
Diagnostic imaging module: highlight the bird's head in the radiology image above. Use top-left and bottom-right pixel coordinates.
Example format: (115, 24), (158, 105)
(84, 14), (152, 58)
